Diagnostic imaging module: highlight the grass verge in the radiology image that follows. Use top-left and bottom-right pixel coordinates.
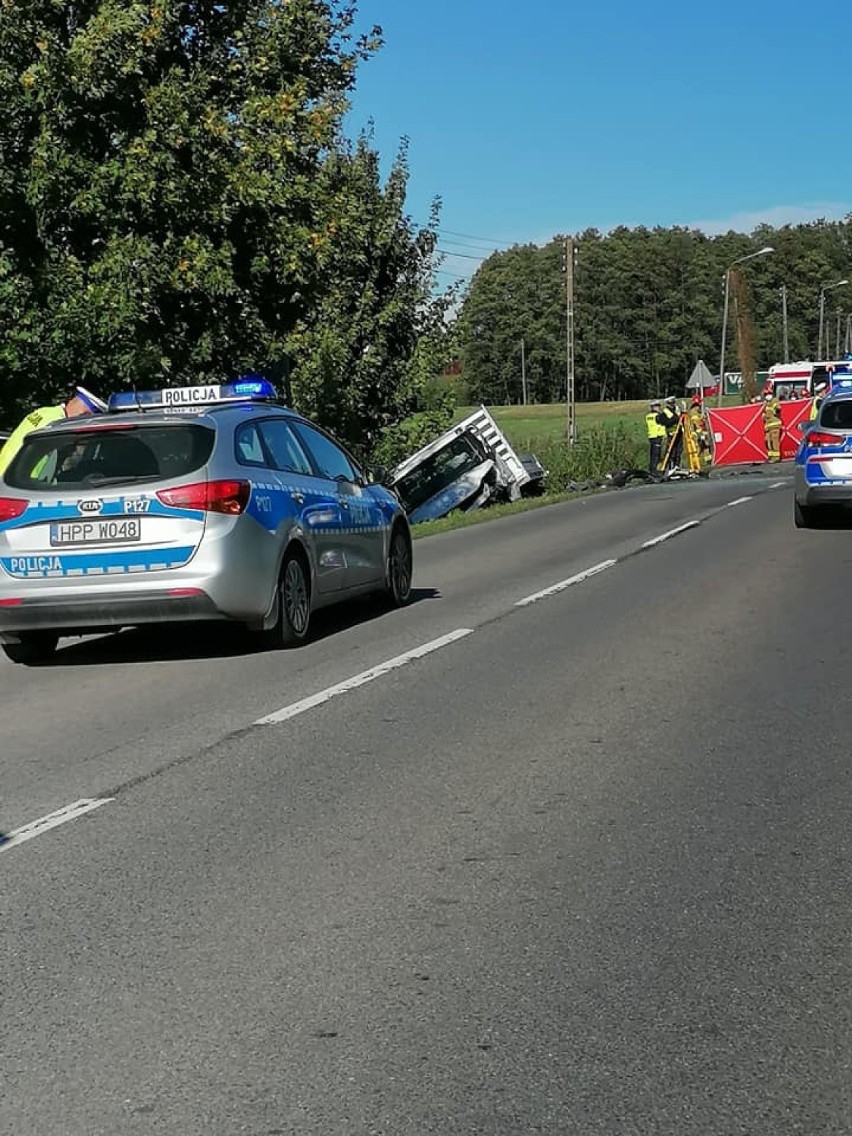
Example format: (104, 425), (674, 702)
(410, 488), (600, 539)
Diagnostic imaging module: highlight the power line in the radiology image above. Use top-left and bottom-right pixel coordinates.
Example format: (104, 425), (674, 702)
(438, 227), (531, 247)
(436, 247), (487, 261)
(417, 223), (538, 249)
(435, 269), (474, 282)
(437, 237), (503, 255)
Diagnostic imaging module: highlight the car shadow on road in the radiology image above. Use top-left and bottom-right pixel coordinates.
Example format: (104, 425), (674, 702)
(35, 587), (443, 667)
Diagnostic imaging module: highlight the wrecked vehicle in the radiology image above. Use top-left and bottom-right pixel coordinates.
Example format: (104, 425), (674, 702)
(389, 406), (547, 524)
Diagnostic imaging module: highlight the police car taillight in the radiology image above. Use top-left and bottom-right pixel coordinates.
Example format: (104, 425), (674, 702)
(806, 431), (846, 447)
(0, 497), (27, 522)
(157, 479), (250, 515)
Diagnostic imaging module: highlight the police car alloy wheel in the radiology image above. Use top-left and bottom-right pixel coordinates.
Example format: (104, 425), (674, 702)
(386, 525), (412, 606)
(271, 551), (311, 647)
(2, 632), (58, 666)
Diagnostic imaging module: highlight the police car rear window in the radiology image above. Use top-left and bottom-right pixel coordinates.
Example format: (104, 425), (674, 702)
(820, 401), (852, 429)
(4, 424), (215, 490)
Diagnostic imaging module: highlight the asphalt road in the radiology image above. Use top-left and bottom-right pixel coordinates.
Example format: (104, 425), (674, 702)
(4, 468), (852, 1134)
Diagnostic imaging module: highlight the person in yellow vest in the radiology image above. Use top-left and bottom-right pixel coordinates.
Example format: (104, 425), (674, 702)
(0, 386), (107, 477)
(645, 398), (667, 473)
(808, 381), (828, 421)
(763, 391), (782, 462)
(657, 395), (682, 469)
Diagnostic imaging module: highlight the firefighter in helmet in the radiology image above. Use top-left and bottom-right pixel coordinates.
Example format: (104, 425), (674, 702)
(688, 394), (711, 467)
(763, 390), (782, 463)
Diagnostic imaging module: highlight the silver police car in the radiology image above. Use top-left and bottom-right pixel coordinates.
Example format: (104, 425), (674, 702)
(0, 381), (413, 664)
(794, 377), (852, 527)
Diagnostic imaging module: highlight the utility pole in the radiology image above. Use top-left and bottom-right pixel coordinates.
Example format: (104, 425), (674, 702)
(520, 337), (527, 405)
(780, 284), (789, 363)
(846, 314), (852, 355)
(564, 237), (576, 444)
(836, 310), (843, 360)
(818, 279), (848, 360)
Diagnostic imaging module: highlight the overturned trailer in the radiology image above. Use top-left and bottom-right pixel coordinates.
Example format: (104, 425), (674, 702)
(389, 406), (547, 524)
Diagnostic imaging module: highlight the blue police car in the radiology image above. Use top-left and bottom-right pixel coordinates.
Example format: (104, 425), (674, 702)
(794, 374), (852, 528)
(0, 381), (413, 664)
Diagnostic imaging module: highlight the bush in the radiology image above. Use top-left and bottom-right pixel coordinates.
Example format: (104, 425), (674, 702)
(520, 422), (646, 492)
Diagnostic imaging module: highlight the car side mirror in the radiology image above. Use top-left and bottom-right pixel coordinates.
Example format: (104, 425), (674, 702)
(797, 421), (811, 435)
(367, 464), (389, 486)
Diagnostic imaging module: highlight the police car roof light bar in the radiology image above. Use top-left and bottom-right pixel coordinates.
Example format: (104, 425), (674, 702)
(107, 379), (279, 413)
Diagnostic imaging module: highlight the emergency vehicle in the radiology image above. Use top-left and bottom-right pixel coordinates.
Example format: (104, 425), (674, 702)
(0, 380), (412, 664)
(764, 360), (851, 399)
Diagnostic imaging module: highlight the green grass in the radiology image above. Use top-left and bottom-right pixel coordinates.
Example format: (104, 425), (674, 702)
(410, 486), (601, 539)
(454, 398), (741, 450)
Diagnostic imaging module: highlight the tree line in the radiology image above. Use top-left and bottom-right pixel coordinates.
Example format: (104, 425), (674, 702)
(0, 0), (454, 456)
(457, 219), (852, 405)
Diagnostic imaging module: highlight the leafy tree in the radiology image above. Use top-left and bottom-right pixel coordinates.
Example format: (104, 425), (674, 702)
(285, 136), (456, 454)
(458, 216), (852, 405)
(0, 0), (381, 417)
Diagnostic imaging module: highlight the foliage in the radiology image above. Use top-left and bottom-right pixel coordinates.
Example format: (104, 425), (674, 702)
(0, 0), (450, 447)
(286, 138), (456, 453)
(458, 218), (852, 405)
(525, 423), (645, 493)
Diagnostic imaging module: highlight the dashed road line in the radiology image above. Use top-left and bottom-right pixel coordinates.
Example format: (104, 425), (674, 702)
(4, 481), (780, 852)
(255, 628), (474, 725)
(641, 520), (701, 548)
(0, 798), (113, 854)
(515, 560), (618, 607)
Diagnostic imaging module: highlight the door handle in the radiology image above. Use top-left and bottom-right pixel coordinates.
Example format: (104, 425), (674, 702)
(292, 492), (304, 505)
(339, 499), (349, 510)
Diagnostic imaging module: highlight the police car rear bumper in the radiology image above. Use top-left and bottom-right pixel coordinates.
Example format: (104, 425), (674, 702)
(0, 590), (222, 641)
(798, 484), (852, 506)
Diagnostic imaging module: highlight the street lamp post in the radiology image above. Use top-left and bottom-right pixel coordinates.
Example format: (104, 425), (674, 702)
(716, 246), (774, 407)
(817, 279), (848, 360)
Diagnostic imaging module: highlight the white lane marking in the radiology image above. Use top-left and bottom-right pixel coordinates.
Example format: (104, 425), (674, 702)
(726, 496), (753, 507)
(642, 520), (700, 548)
(256, 629), (474, 725)
(0, 798), (113, 853)
(770, 480), (787, 489)
(515, 559), (617, 608)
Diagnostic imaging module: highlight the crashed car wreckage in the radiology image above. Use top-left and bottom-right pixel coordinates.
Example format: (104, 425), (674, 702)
(389, 406), (547, 524)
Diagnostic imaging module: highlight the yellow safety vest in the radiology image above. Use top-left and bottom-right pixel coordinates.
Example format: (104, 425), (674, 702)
(645, 412), (666, 440)
(0, 405), (66, 477)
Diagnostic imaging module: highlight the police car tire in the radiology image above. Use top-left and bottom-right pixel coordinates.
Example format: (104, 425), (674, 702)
(272, 551), (311, 648)
(794, 500), (819, 529)
(385, 524), (413, 607)
(2, 633), (58, 666)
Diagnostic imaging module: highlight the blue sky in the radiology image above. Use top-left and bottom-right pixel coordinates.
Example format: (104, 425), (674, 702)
(346, 0), (852, 286)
